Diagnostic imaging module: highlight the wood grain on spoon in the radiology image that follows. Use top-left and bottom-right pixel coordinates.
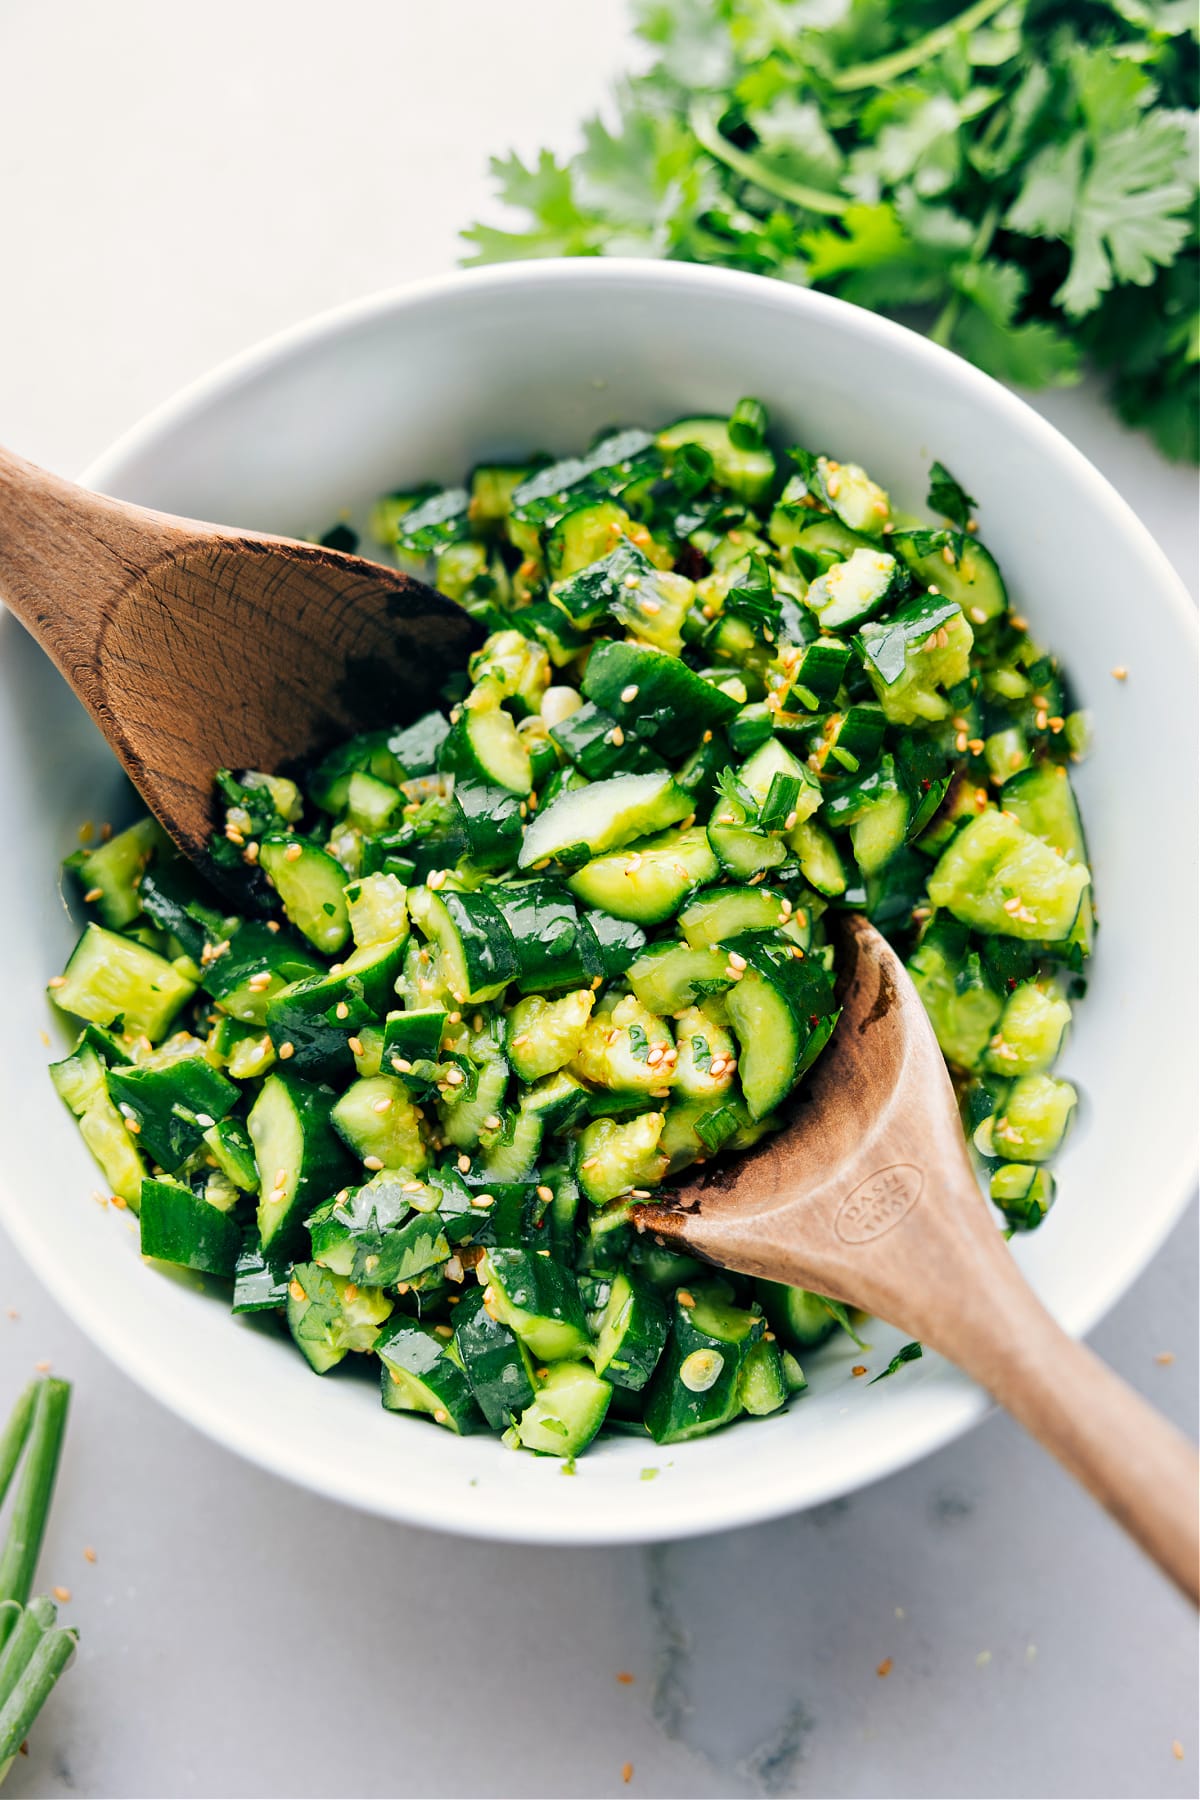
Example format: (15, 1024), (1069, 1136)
(635, 914), (1200, 1604)
(0, 444), (479, 862)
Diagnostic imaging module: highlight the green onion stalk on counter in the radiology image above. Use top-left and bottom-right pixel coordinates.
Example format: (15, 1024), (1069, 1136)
(0, 1377), (76, 1787)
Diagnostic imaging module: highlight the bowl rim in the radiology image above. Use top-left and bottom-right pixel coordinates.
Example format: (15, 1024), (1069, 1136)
(6, 257), (1194, 1544)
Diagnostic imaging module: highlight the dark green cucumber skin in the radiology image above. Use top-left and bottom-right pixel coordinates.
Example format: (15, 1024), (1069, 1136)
(383, 1008), (447, 1069)
(200, 922), (324, 1010)
(377, 1318), (485, 1433)
(453, 780), (525, 871)
(582, 640), (740, 758)
(485, 1247), (589, 1345)
(551, 702), (667, 781)
(139, 1178), (241, 1278)
(232, 1233), (292, 1313)
(455, 1182), (548, 1249)
(491, 884), (599, 994)
(308, 1183), (451, 1286)
(252, 1073), (354, 1258)
(644, 1295), (764, 1444)
(756, 1280), (838, 1351)
(439, 889), (521, 996)
(595, 1274), (670, 1392)
(453, 1288), (537, 1429)
(107, 1057), (239, 1173)
(265, 937), (408, 1077)
(137, 855), (228, 960)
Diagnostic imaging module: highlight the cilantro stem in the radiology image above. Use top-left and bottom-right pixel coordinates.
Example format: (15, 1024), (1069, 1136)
(829, 0), (1013, 91)
(688, 100), (849, 218)
(0, 1379), (70, 1651)
(931, 201), (1000, 350)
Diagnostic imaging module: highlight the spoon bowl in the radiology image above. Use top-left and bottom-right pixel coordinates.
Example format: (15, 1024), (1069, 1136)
(637, 915), (1199, 1600)
(0, 446), (478, 863)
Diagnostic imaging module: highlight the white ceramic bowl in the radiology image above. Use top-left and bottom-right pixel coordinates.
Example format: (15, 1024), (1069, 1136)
(2, 262), (1195, 1544)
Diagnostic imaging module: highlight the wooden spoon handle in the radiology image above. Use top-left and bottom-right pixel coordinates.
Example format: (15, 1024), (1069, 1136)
(917, 1245), (1199, 1603)
(0, 444), (183, 691)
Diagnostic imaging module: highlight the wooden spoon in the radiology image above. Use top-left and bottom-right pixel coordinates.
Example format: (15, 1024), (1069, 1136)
(634, 914), (1199, 1603)
(0, 445), (479, 862)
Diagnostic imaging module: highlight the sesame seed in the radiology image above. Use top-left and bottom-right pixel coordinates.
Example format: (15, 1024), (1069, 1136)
(852, 1364), (868, 1377)
(433, 1408), (449, 1423)
(641, 598), (660, 614)
(610, 726), (625, 747)
(47, 976), (67, 990)
(347, 1037), (364, 1056)
(457, 1154), (471, 1173)
(969, 606), (987, 624)
(483, 1114), (502, 1130)
(83, 886), (103, 903)
(470, 1191), (495, 1209)
(967, 738), (984, 755)
(372, 1096), (392, 1114)
(876, 1657), (893, 1678)
(727, 950), (747, 971)
(335, 1001), (349, 1020)
(1111, 665), (1128, 681)
(277, 1042), (295, 1060)
(445, 1066), (465, 1086)
(247, 971), (273, 992)
(194, 1112), (215, 1129)
(83, 1547), (97, 1564)
(52, 1586), (71, 1604)
(288, 1279), (306, 1302)
(283, 842), (303, 862)
(363, 1155), (384, 1171)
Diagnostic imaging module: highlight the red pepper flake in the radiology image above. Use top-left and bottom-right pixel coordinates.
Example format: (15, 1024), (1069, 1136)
(616, 1671), (636, 1685)
(621, 1763), (634, 1785)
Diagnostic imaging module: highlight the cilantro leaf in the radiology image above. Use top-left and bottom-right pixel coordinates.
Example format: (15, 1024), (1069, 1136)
(926, 460), (977, 529)
(820, 1298), (870, 1351)
(465, 0), (1200, 459)
(869, 1341), (923, 1382)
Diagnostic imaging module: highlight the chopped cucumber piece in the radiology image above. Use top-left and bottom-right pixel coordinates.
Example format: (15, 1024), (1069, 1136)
(929, 809), (1090, 941)
(51, 924), (197, 1042)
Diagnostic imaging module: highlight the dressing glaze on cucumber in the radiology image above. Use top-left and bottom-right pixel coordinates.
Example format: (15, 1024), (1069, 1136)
(47, 411), (1092, 1458)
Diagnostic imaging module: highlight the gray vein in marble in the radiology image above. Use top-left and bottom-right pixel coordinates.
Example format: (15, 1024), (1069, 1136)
(645, 1544), (694, 1742)
(737, 1697), (816, 1798)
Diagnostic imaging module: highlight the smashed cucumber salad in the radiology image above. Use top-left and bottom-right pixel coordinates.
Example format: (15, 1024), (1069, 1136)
(47, 404), (1092, 1459)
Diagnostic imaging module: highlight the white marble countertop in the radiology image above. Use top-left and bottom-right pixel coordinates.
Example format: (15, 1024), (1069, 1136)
(0, 4), (1196, 1796)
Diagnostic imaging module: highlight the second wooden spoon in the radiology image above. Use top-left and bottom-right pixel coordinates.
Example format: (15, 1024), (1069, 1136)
(635, 915), (1199, 1603)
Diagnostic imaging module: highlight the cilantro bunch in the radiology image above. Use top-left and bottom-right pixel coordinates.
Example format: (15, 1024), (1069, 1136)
(463, 0), (1198, 461)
